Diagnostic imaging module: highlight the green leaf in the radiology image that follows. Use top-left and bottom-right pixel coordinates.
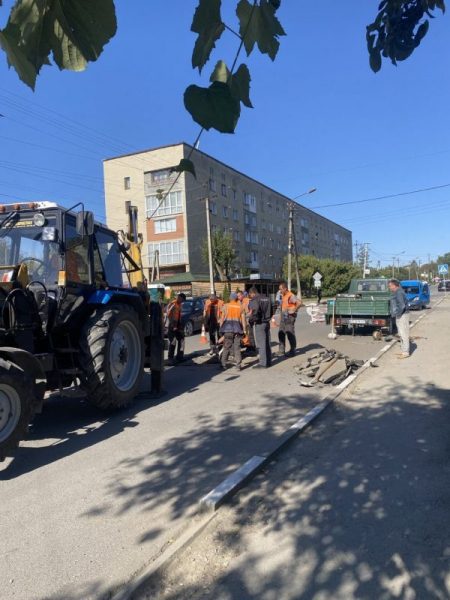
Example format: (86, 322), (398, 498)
(0, 0), (117, 89)
(0, 27), (38, 88)
(209, 59), (230, 83)
(210, 60), (253, 108)
(191, 0), (225, 73)
(236, 0), (286, 61)
(369, 49), (382, 72)
(231, 63), (253, 108)
(184, 81), (241, 134)
(170, 159), (197, 179)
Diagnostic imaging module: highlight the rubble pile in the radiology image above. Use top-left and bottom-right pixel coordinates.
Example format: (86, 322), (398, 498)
(294, 349), (364, 387)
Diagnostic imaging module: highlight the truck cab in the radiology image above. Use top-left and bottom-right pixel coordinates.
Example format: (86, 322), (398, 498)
(400, 280), (430, 310)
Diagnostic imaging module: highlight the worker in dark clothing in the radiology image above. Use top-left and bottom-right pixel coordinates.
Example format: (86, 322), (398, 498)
(248, 287), (272, 368)
(167, 293), (186, 364)
(278, 282), (302, 356)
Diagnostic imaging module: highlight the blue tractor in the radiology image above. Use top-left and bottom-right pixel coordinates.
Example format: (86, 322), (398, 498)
(0, 201), (164, 460)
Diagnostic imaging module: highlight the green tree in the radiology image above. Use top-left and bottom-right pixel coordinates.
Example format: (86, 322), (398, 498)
(201, 230), (236, 282)
(0, 1), (444, 146)
(283, 256), (359, 297)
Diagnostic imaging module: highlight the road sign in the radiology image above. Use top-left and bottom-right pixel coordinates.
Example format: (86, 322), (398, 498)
(314, 280), (322, 288)
(313, 271), (322, 281)
(438, 264), (449, 275)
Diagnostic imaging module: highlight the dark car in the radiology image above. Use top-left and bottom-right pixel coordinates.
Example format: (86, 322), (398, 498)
(163, 297), (205, 337)
(437, 280), (450, 292)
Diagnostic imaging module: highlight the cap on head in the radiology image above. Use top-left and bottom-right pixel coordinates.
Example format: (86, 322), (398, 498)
(230, 292), (238, 300)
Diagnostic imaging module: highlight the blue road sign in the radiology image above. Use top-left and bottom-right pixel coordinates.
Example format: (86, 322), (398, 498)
(438, 264), (449, 275)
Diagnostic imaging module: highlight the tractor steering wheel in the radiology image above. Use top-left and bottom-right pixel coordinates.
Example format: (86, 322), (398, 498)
(20, 257), (46, 280)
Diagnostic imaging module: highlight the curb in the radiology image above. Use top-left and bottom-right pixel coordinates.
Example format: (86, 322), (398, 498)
(113, 297), (444, 599)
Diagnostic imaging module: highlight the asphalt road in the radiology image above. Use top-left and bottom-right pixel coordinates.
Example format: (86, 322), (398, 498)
(0, 294), (439, 600)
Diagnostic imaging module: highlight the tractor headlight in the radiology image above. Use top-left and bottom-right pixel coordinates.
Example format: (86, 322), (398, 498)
(33, 212), (46, 227)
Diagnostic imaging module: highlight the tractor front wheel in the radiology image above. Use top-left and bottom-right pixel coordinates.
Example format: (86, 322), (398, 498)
(79, 304), (145, 410)
(0, 358), (33, 460)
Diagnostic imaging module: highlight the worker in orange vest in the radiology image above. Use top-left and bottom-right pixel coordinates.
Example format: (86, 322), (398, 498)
(203, 293), (223, 355)
(278, 282), (302, 357)
(166, 293), (186, 364)
(220, 292), (246, 371)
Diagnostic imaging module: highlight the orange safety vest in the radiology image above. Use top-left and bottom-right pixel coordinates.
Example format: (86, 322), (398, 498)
(221, 300), (244, 334)
(281, 291), (297, 313)
(167, 301), (182, 327)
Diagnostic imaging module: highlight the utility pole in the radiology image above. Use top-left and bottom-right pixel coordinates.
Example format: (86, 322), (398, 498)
(292, 223), (302, 300)
(204, 197), (215, 295)
(287, 204), (293, 291)
(392, 256), (395, 278)
(362, 242), (370, 278)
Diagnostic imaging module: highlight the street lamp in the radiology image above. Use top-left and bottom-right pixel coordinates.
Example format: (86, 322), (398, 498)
(287, 188), (317, 297)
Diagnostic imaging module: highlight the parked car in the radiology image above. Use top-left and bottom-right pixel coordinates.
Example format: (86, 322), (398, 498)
(163, 297), (205, 337)
(400, 280), (430, 310)
(437, 280), (450, 292)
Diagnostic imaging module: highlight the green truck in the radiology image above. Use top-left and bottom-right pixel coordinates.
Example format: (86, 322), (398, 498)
(326, 278), (393, 334)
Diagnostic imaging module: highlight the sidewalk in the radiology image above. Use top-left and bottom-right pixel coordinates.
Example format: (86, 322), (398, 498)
(138, 299), (450, 599)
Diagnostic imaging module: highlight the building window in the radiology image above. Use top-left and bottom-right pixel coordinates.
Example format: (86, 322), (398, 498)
(154, 218), (177, 234)
(251, 250), (258, 264)
(262, 220), (266, 230)
(148, 240), (185, 266)
(221, 172), (226, 182)
(232, 189), (237, 201)
(124, 176), (131, 190)
(210, 201), (217, 215)
(245, 229), (251, 242)
(221, 183), (227, 197)
(244, 192), (257, 213)
(251, 215), (257, 227)
(222, 206), (228, 218)
(244, 212), (250, 225)
(209, 178), (216, 192)
(301, 218), (309, 227)
(269, 222), (274, 232)
(277, 240), (281, 250)
(151, 169), (171, 184)
(262, 236), (266, 247)
(146, 191), (182, 218)
(233, 230), (240, 242)
(251, 231), (259, 244)
(233, 209), (238, 221)
(276, 225), (281, 235)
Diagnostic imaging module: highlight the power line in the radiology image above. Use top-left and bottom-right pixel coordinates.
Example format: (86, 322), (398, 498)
(309, 183), (450, 210)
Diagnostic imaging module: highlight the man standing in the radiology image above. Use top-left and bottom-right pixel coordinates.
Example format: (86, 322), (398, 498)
(167, 293), (186, 364)
(203, 294), (222, 354)
(248, 286), (272, 368)
(220, 292), (246, 371)
(278, 282), (302, 357)
(237, 290), (256, 352)
(388, 278), (410, 358)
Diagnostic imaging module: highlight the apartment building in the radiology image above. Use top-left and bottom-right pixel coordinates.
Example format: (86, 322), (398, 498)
(103, 142), (352, 280)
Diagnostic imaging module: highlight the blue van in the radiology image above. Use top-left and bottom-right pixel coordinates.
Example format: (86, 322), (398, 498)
(400, 280), (430, 310)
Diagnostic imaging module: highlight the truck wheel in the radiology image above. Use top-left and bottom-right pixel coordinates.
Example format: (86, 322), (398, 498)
(79, 304), (145, 410)
(0, 358), (33, 459)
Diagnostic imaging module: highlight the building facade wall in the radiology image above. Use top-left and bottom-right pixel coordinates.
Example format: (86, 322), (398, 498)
(103, 142), (352, 281)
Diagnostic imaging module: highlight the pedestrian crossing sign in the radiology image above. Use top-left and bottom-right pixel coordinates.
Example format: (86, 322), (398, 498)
(438, 264), (449, 275)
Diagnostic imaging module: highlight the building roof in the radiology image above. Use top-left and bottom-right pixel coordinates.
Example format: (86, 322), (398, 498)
(103, 141), (351, 234)
(158, 271), (210, 285)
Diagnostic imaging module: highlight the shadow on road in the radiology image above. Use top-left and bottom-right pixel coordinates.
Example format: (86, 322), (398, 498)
(136, 377), (450, 600)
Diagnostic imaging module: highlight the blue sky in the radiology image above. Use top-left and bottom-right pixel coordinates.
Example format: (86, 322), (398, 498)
(0, 1), (449, 268)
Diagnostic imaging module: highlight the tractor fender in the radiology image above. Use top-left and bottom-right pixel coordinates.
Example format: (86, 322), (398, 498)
(88, 290), (149, 333)
(0, 347), (46, 408)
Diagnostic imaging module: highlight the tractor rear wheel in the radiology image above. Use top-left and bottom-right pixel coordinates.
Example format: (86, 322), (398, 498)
(0, 358), (33, 460)
(79, 304), (145, 410)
